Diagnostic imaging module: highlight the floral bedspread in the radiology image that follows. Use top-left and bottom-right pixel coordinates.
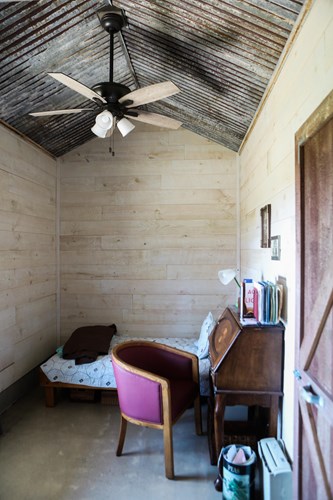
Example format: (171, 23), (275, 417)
(40, 335), (211, 396)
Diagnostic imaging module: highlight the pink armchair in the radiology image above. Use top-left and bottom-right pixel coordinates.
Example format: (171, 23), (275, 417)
(111, 340), (202, 479)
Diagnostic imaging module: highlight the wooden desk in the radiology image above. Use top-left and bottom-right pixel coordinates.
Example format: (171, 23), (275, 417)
(208, 307), (284, 464)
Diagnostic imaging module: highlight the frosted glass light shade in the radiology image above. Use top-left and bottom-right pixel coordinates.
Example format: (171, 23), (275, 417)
(117, 117), (135, 137)
(91, 111), (114, 138)
(218, 268), (239, 286)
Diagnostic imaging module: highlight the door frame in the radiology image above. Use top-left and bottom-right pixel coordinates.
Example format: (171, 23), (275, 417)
(294, 89), (333, 499)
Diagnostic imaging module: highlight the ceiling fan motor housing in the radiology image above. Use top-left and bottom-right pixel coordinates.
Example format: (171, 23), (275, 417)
(92, 82), (130, 100)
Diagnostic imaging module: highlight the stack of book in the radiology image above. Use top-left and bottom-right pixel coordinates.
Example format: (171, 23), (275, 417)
(240, 278), (283, 325)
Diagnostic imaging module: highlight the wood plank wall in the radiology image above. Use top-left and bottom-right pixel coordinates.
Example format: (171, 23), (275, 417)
(0, 126), (57, 392)
(60, 124), (238, 343)
(239, 0), (333, 457)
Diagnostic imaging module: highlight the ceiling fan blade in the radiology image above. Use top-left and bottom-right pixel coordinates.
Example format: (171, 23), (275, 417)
(126, 110), (182, 130)
(119, 81), (180, 108)
(30, 109), (95, 117)
(48, 73), (106, 104)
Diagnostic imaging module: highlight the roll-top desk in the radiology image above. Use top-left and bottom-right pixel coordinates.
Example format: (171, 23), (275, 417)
(208, 306), (284, 464)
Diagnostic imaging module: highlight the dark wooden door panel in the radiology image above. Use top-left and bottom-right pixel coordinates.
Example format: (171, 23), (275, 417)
(295, 92), (333, 500)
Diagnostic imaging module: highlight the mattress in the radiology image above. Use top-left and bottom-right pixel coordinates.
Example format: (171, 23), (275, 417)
(40, 335), (211, 397)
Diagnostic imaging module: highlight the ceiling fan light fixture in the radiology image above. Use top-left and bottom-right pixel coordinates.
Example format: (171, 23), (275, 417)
(91, 110), (114, 138)
(117, 117), (135, 137)
(29, 5), (183, 142)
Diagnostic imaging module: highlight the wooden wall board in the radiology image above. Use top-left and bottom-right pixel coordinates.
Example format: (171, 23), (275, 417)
(0, 126), (57, 392)
(60, 125), (238, 341)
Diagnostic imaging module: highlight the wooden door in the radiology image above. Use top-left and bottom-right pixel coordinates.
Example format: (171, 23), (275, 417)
(295, 91), (333, 500)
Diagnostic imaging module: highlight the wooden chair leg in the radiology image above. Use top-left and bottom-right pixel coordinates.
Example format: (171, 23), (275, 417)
(194, 394), (203, 435)
(163, 423), (174, 479)
(116, 415), (127, 456)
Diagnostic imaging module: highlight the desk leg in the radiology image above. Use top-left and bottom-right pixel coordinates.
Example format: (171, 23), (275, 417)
(207, 396), (217, 465)
(213, 393), (226, 463)
(268, 395), (279, 437)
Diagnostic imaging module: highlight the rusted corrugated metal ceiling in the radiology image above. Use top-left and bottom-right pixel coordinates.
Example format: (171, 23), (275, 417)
(0, 0), (306, 157)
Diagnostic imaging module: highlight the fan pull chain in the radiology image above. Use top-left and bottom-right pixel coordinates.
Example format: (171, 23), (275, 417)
(109, 132), (115, 156)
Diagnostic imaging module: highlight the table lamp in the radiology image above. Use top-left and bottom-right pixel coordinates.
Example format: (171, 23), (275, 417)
(218, 268), (241, 288)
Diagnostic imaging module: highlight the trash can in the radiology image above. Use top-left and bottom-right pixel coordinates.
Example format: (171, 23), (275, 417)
(218, 444), (257, 500)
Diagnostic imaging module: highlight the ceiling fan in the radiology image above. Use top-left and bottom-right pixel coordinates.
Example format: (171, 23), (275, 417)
(29, 3), (182, 138)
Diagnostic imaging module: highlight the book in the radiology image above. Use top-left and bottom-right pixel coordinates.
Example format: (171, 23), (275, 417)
(253, 282), (264, 323)
(242, 279), (254, 318)
(242, 279), (283, 325)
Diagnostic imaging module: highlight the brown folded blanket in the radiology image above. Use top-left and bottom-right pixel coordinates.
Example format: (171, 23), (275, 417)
(62, 324), (117, 365)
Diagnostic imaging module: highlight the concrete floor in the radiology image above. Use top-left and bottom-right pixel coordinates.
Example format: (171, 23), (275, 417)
(0, 388), (221, 500)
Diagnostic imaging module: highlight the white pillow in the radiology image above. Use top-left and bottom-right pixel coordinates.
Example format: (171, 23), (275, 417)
(197, 312), (216, 359)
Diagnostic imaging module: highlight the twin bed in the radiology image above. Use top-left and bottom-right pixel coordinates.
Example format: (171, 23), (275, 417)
(39, 316), (216, 406)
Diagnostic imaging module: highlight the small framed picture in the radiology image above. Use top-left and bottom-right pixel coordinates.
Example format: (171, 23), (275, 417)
(271, 235), (281, 260)
(260, 204), (271, 248)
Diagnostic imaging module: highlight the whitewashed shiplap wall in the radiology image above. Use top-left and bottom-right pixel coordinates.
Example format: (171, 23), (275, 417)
(60, 124), (238, 343)
(0, 126), (57, 392)
(239, 0), (333, 458)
